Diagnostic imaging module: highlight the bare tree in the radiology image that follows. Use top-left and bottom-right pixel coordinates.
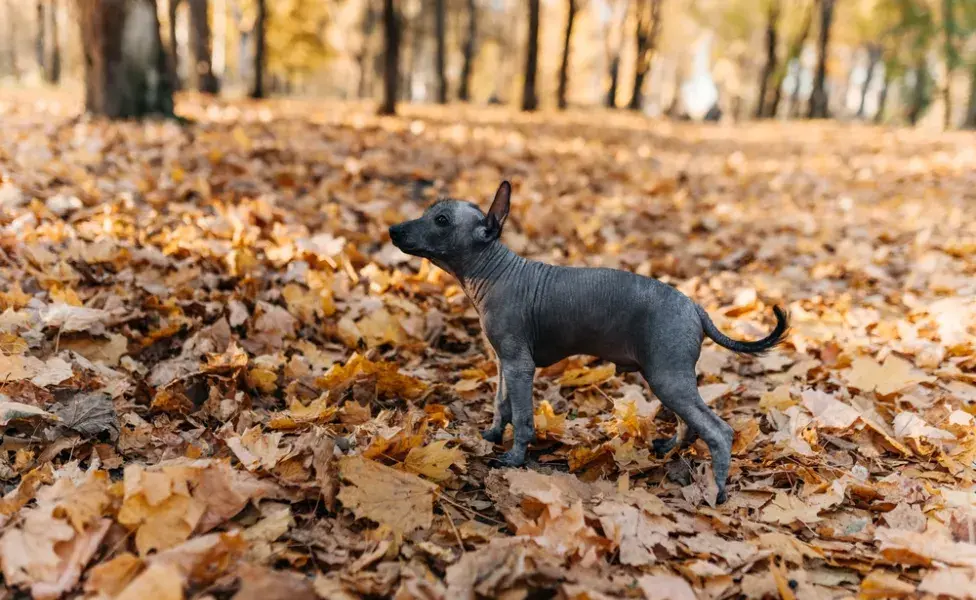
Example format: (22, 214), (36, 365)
(434, 0), (447, 103)
(76, 0), (174, 118)
(628, 0), (661, 111)
(458, 0), (476, 102)
(188, 0), (218, 93)
(964, 64), (976, 129)
(167, 0), (181, 90)
(808, 0), (835, 119)
(250, 0), (265, 98)
(755, 0), (779, 118)
(856, 44), (881, 119)
(604, 0), (629, 108)
(47, 0), (61, 83)
(522, 0), (540, 111)
(557, 0), (577, 109)
(36, 1), (46, 75)
(379, 0), (399, 115)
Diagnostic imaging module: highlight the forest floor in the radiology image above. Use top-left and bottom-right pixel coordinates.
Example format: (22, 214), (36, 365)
(0, 91), (974, 600)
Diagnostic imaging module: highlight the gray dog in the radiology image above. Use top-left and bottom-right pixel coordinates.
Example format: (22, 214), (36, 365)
(389, 181), (788, 503)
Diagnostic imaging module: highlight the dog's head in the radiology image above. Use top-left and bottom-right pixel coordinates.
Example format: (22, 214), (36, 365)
(388, 181), (511, 269)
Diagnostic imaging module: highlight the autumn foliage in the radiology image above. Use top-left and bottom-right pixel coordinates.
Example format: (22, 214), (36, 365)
(0, 93), (974, 598)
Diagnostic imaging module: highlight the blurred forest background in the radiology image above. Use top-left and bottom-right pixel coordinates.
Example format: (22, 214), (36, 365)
(2, 0), (976, 126)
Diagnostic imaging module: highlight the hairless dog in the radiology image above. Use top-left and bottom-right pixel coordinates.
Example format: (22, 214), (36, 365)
(389, 181), (788, 503)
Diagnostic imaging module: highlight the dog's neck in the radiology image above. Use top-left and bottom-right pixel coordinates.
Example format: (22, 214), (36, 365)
(450, 240), (523, 310)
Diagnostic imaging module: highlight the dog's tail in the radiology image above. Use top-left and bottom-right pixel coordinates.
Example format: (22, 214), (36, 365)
(696, 304), (789, 355)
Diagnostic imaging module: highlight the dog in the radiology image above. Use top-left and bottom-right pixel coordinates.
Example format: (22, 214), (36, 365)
(389, 181), (788, 503)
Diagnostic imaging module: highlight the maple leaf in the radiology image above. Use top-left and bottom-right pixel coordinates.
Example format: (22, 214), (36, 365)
(534, 400), (567, 439)
(114, 563), (184, 600)
(225, 426), (292, 471)
(403, 440), (467, 481)
(557, 363), (615, 388)
(315, 353), (427, 399)
(760, 492), (823, 525)
(268, 396), (337, 430)
(801, 389), (860, 429)
(84, 553), (144, 597)
(638, 575), (697, 600)
(337, 455), (437, 535)
(845, 355), (935, 396)
(593, 500), (673, 565)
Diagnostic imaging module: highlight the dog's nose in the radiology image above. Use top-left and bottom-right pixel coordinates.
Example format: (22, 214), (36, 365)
(388, 225), (402, 244)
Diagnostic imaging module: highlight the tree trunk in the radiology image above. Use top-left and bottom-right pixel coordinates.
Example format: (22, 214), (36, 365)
(606, 57), (620, 108)
(188, 0), (218, 93)
(907, 59), (928, 126)
(356, 0), (376, 99)
(434, 0), (447, 103)
(628, 0), (661, 111)
(940, 0), (955, 129)
(2, 0), (17, 77)
(77, 0), (174, 118)
(963, 64), (976, 129)
(250, 0), (265, 98)
(808, 0), (833, 118)
(768, 1), (812, 118)
(522, 0), (540, 111)
(47, 0), (61, 83)
(36, 1), (46, 76)
(167, 0), (181, 90)
(874, 64), (891, 124)
(557, 0), (577, 109)
(458, 0), (476, 101)
(755, 0), (779, 118)
(856, 44), (880, 119)
(379, 0), (399, 115)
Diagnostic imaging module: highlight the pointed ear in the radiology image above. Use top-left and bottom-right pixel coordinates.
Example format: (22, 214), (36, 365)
(484, 181), (512, 239)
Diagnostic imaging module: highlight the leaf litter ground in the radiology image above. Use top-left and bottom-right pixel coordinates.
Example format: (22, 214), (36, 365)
(0, 92), (974, 599)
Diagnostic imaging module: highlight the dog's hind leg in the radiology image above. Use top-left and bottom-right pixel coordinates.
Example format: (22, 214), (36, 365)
(643, 367), (733, 504)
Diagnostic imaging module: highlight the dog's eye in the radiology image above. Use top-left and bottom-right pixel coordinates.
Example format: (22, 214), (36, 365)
(434, 215), (449, 226)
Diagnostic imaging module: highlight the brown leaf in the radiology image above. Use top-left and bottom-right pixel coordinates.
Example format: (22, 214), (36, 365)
(337, 455), (437, 535)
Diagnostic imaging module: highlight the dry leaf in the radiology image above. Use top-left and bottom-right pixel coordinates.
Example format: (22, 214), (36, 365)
(338, 455), (437, 535)
(403, 440), (467, 481)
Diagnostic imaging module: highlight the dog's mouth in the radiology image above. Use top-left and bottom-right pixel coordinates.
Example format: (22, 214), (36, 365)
(389, 227), (422, 256)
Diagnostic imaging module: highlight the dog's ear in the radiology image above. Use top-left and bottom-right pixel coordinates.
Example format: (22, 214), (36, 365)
(484, 181), (512, 240)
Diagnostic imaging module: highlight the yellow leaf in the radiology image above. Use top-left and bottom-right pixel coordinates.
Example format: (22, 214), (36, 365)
(403, 441), (466, 481)
(268, 396), (337, 430)
(115, 563), (184, 600)
(845, 355), (935, 396)
(534, 400), (567, 439)
(355, 308), (408, 348)
(316, 353), (427, 400)
(558, 363), (615, 388)
(0, 333), (28, 355)
(84, 553), (144, 597)
(337, 456), (437, 535)
(247, 367), (278, 393)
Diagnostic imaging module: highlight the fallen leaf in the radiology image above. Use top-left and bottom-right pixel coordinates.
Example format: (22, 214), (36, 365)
(403, 440), (467, 481)
(845, 355), (935, 396)
(337, 455), (437, 535)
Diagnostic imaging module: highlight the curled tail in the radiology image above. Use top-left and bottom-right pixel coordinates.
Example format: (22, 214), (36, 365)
(696, 305), (789, 355)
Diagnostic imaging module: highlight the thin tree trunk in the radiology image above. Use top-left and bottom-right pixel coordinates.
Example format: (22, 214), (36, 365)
(434, 0), (447, 103)
(856, 44), (880, 119)
(77, 0), (174, 118)
(167, 0), (181, 90)
(874, 64), (892, 124)
(628, 0), (661, 111)
(606, 57), (621, 108)
(2, 0), (16, 77)
(940, 0), (955, 129)
(557, 0), (577, 109)
(755, 0), (779, 118)
(964, 63), (976, 129)
(47, 0), (61, 83)
(808, 0), (834, 118)
(522, 0), (540, 111)
(458, 0), (476, 101)
(769, 1), (812, 118)
(907, 59), (927, 125)
(356, 0), (376, 99)
(188, 0), (218, 93)
(36, 1), (46, 76)
(250, 0), (265, 98)
(379, 0), (399, 115)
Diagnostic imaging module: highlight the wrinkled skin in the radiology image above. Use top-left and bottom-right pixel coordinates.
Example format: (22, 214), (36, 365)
(389, 182), (788, 504)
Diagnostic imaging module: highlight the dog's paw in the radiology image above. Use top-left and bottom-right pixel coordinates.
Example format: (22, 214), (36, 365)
(716, 488), (728, 505)
(497, 449), (526, 467)
(481, 427), (504, 444)
(652, 435), (678, 457)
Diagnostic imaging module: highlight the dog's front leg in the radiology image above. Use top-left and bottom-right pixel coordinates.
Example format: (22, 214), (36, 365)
(481, 363), (510, 444)
(496, 358), (535, 467)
